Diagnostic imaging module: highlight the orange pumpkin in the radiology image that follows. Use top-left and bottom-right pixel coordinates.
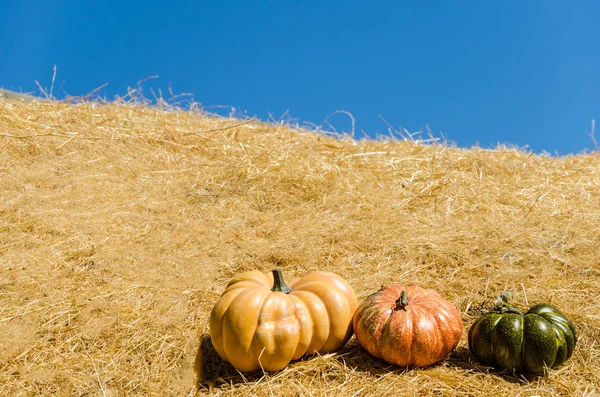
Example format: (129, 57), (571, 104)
(210, 268), (358, 372)
(353, 285), (463, 367)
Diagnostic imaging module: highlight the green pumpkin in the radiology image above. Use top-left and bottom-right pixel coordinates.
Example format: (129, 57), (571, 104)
(468, 300), (577, 375)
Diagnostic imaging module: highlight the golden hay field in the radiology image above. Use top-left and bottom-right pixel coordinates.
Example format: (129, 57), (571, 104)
(0, 94), (599, 396)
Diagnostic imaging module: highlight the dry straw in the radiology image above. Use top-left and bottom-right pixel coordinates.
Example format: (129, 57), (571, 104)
(0, 93), (599, 396)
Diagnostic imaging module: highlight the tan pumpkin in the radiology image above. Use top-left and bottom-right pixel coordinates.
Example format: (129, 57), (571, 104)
(210, 268), (358, 372)
(353, 285), (463, 367)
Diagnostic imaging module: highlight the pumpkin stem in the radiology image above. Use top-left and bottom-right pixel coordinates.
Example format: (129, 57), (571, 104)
(394, 290), (410, 311)
(493, 291), (523, 315)
(271, 268), (292, 294)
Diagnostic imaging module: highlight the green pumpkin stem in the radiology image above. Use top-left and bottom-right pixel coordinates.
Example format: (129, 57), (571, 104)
(271, 268), (292, 294)
(394, 290), (410, 311)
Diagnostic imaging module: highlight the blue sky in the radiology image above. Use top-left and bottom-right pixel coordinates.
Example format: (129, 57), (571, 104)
(1, 1), (598, 155)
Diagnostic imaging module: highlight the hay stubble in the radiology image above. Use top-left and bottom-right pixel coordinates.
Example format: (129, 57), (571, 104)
(0, 98), (599, 396)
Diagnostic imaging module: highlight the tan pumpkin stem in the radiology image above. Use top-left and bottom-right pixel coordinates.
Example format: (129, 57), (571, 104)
(394, 290), (410, 311)
(271, 268), (292, 294)
(492, 291), (523, 315)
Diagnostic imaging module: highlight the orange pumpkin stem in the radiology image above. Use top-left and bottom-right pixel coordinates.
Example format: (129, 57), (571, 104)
(394, 290), (410, 311)
(271, 268), (292, 294)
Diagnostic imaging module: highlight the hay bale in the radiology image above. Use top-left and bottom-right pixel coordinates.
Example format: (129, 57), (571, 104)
(0, 97), (598, 396)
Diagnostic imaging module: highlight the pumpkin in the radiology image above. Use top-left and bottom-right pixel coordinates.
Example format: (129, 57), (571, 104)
(353, 285), (463, 367)
(468, 298), (577, 375)
(209, 268), (358, 372)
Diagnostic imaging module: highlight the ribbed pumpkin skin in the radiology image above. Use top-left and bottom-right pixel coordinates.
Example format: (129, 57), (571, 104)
(468, 303), (577, 374)
(210, 270), (358, 372)
(353, 285), (463, 367)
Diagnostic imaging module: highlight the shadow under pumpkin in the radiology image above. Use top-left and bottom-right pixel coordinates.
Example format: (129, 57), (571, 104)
(194, 334), (267, 388)
(194, 334), (540, 390)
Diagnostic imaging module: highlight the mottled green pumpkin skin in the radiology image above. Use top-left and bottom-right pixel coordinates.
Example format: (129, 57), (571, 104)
(468, 303), (577, 375)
